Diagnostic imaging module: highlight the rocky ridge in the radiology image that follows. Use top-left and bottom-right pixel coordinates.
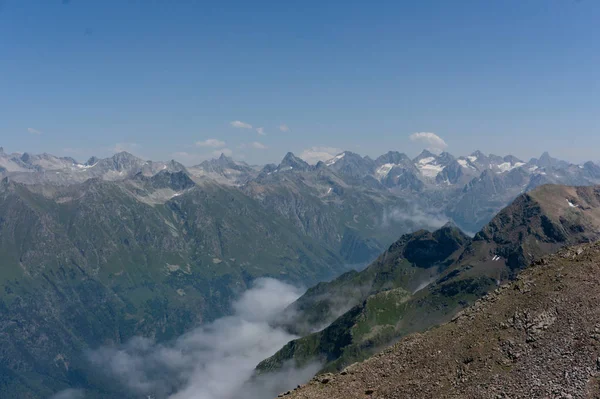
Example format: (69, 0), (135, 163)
(285, 241), (600, 399)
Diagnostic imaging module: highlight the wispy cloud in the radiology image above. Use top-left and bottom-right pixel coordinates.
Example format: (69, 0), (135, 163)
(196, 138), (226, 148)
(27, 127), (42, 135)
(251, 142), (268, 150)
(87, 278), (321, 399)
(299, 146), (343, 164)
(409, 132), (448, 153)
(256, 127), (266, 136)
(279, 124), (290, 132)
(230, 120), (253, 129)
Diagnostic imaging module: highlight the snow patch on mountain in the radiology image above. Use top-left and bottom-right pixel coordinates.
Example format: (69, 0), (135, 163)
(325, 153), (345, 166)
(376, 163), (396, 179)
(416, 157), (444, 178)
(497, 161), (525, 173)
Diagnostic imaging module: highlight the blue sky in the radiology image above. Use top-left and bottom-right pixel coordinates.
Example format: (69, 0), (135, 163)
(1, 0), (599, 165)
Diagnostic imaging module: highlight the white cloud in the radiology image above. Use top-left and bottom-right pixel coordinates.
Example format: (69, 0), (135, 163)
(87, 278), (321, 399)
(196, 139), (226, 148)
(279, 124), (290, 132)
(230, 120), (253, 129)
(256, 127), (266, 136)
(409, 132), (448, 153)
(299, 146), (343, 165)
(212, 148), (233, 158)
(251, 142), (268, 150)
(27, 127), (42, 135)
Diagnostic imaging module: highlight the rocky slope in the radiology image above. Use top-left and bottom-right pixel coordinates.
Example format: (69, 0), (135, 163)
(286, 241), (600, 399)
(259, 184), (600, 376)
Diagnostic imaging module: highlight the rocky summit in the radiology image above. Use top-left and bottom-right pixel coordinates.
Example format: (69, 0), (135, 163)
(286, 241), (600, 398)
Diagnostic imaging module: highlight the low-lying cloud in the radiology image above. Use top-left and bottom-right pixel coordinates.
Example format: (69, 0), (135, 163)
(382, 205), (449, 231)
(86, 278), (320, 399)
(49, 389), (85, 399)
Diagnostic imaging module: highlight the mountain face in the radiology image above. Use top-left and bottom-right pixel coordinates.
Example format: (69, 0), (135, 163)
(187, 153), (258, 185)
(0, 175), (349, 398)
(287, 241), (600, 399)
(257, 184), (600, 376)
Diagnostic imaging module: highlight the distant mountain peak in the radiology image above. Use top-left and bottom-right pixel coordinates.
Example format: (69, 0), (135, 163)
(279, 152), (311, 171)
(218, 152), (232, 162)
(415, 149), (436, 160)
(20, 152), (32, 163)
(375, 151), (411, 166)
(85, 156), (99, 166)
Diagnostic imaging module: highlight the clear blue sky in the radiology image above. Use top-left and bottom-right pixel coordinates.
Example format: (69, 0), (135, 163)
(1, 0), (599, 165)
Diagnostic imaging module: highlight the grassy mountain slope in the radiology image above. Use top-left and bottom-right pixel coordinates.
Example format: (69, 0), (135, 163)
(0, 175), (346, 398)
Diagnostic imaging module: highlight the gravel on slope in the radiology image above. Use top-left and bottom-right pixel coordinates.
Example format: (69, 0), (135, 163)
(285, 242), (600, 399)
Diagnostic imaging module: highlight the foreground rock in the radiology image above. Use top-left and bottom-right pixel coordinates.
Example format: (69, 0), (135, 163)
(286, 242), (600, 398)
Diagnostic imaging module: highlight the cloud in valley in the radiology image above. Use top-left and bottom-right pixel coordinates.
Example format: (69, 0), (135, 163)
(87, 278), (320, 399)
(409, 132), (448, 153)
(49, 389), (85, 399)
(382, 205), (449, 231)
(196, 139), (226, 148)
(299, 146), (343, 164)
(230, 120), (253, 129)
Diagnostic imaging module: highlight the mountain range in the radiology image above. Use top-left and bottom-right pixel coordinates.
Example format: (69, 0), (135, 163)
(2, 145), (600, 397)
(3, 147), (600, 234)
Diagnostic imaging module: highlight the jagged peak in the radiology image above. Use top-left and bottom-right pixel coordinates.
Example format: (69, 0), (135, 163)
(111, 151), (139, 160)
(20, 152), (33, 163)
(375, 151), (411, 165)
(414, 149), (436, 160)
(218, 152), (233, 162)
(279, 152), (311, 170)
(503, 154), (523, 163)
(85, 156), (99, 166)
(470, 150), (486, 158)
